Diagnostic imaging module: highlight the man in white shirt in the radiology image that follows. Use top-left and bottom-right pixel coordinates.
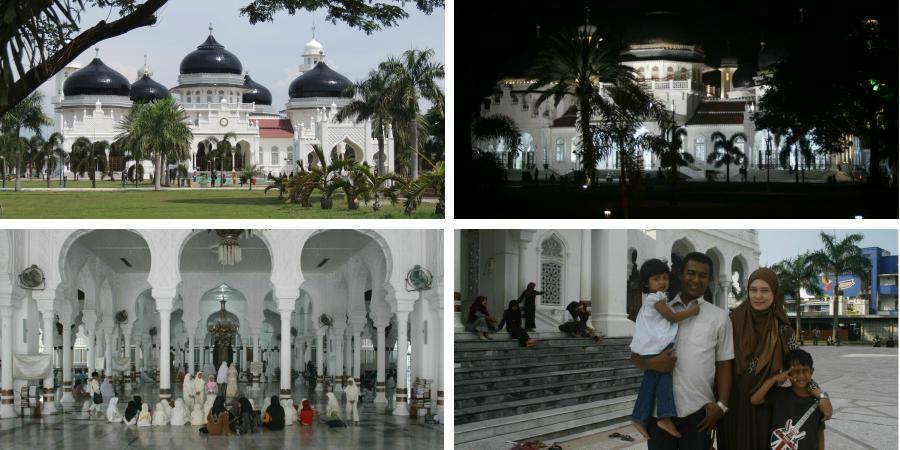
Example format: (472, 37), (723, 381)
(630, 252), (734, 449)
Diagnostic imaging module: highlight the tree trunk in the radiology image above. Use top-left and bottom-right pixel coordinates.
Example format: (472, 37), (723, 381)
(14, 126), (21, 191)
(154, 153), (162, 191)
(796, 296), (803, 344)
(867, 111), (881, 186)
(579, 96), (594, 187)
(794, 147), (800, 183)
(410, 118), (419, 179)
(832, 272), (841, 340)
(618, 136), (629, 219)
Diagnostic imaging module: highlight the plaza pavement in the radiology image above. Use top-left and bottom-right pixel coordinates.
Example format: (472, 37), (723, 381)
(546, 344), (898, 449)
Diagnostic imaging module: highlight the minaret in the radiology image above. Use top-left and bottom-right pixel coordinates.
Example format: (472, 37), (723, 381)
(136, 54), (153, 80)
(298, 25), (325, 75)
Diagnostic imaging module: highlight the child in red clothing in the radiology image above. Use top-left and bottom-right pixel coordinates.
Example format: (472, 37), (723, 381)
(299, 398), (316, 425)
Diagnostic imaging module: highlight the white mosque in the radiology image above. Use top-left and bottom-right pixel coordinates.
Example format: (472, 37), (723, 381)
(50, 27), (393, 180)
(478, 12), (868, 181)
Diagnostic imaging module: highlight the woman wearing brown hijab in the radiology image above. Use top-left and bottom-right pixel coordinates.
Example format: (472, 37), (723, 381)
(717, 268), (799, 449)
(466, 296), (497, 340)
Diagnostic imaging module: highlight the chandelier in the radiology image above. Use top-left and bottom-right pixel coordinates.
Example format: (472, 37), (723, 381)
(215, 230), (248, 266)
(208, 291), (239, 344)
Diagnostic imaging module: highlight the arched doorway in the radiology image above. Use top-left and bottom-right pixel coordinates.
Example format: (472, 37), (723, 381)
(196, 142), (208, 172)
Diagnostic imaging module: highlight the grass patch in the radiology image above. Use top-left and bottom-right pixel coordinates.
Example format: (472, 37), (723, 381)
(0, 189), (439, 219)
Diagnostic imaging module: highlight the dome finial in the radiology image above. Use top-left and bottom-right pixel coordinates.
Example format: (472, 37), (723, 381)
(312, 21), (316, 39)
(209, 22), (213, 35)
(94, 47), (99, 58)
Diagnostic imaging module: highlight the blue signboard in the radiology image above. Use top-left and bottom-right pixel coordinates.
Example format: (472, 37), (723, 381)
(818, 274), (862, 296)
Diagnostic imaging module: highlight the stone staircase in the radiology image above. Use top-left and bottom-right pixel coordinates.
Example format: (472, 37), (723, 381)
(455, 332), (642, 447)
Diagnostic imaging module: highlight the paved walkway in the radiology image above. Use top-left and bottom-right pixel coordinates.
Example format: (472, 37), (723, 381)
(540, 345), (898, 449)
(0, 381), (441, 449)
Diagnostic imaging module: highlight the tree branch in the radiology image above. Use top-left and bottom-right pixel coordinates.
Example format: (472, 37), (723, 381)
(1, 0), (168, 116)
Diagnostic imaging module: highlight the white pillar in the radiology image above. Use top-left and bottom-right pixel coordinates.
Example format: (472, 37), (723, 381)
(86, 334), (95, 375)
(60, 319), (75, 410)
(343, 329), (351, 387)
(580, 229), (591, 301)
(278, 306), (293, 400)
(518, 240), (528, 293)
(122, 326), (132, 387)
(158, 307), (172, 399)
(591, 230), (633, 337)
(41, 310), (58, 414)
(188, 334), (196, 373)
(352, 328), (362, 384)
(374, 322), (388, 404)
(315, 331), (324, 392)
(142, 338), (151, 375)
(333, 326), (345, 392)
(104, 330), (112, 378)
(295, 338), (305, 385)
(393, 310), (410, 416)
(0, 306), (16, 418)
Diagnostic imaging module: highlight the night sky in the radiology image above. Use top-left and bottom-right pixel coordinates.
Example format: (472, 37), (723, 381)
(456, 0), (897, 117)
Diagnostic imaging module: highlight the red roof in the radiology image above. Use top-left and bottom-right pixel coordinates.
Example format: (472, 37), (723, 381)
(255, 119), (294, 138)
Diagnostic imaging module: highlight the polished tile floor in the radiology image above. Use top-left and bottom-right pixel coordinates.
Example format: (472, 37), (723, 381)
(0, 381), (442, 449)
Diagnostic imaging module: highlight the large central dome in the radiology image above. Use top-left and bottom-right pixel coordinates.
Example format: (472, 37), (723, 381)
(288, 62), (352, 99)
(62, 58), (130, 97)
(179, 33), (243, 75)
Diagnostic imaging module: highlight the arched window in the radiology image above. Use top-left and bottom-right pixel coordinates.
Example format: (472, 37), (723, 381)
(695, 136), (706, 161)
(271, 146), (280, 165)
(555, 138), (564, 162)
(680, 67), (689, 80)
(540, 235), (564, 306)
(651, 66), (660, 80)
(734, 135), (745, 156)
(186, 96), (191, 103)
(286, 145), (294, 163)
(259, 147), (264, 165)
(666, 67), (675, 80)
(207, 95), (212, 102)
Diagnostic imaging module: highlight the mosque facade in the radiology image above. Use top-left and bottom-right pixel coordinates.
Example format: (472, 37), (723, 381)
(50, 27), (393, 180)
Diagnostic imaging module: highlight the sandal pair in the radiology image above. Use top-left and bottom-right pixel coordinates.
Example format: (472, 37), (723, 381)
(609, 432), (635, 442)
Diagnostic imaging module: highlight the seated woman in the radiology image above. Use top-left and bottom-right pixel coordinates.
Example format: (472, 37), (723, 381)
(465, 296), (496, 340)
(123, 400), (138, 425)
(237, 397), (258, 434)
(299, 399), (316, 426)
(190, 403), (205, 426)
(136, 403), (152, 427)
(263, 395), (285, 430)
(106, 397), (123, 423)
(205, 396), (233, 436)
(559, 301), (603, 342)
(498, 300), (537, 347)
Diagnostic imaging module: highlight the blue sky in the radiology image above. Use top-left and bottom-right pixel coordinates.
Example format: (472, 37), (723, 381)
(758, 230), (898, 266)
(36, 0), (444, 133)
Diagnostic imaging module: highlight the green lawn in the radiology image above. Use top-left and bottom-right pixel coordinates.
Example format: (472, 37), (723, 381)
(0, 189), (440, 218)
(13, 179), (157, 188)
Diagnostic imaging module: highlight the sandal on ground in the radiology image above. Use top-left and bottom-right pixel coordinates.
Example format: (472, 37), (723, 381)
(620, 434), (634, 442)
(609, 432), (622, 438)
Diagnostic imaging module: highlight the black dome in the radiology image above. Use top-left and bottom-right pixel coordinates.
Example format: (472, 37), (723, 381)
(288, 62), (352, 99)
(130, 74), (170, 102)
(62, 58), (130, 97)
(179, 34), (243, 75)
(625, 12), (697, 46)
(242, 74), (272, 105)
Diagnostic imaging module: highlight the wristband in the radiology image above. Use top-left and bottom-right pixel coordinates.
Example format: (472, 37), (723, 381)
(716, 400), (728, 414)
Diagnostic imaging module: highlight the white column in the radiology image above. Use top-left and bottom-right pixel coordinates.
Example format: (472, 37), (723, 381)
(0, 306), (16, 418)
(251, 333), (260, 387)
(86, 334), (95, 375)
(295, 338), (305, 385)
(94, 329), (103, 374)
(333, 325), (345, 392)
(580, 229), (591, 301)
(518, 240), (528, 293)
(435, 306), (444, 423)
(591, 230), (633, 337)
(104, 330), (112, 377)
(60, 319), (75, 410)
(343, 329), (351, 386)
(393, 310), (410, 416)
(315, 331), (324, 392)
(279, 308), (292, 400)
(158, 307), (172, 399)
(352, 328), (362, 384)
(188, 334), (196, 372)
(41, 309), (58, 414)
(142, 338), (151, 375)
(374, 322), (388, 404)
(122, 326), (132, 387)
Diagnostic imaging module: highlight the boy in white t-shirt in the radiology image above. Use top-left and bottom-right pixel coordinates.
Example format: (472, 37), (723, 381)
(629, 258), (700, 439)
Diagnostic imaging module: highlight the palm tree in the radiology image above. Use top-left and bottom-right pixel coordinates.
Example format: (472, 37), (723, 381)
(707, 132), (747, 183)
(808, 232), (871, 340)
(529, 27), (641, 187)
(0, 92), (51, 191)
(778, 129), (813, 183)
(239, 164), (263, 190)
(773, 253), (824, 342)
(34, 132), (63, 187)
(0, 133), (24, 188)
(69, 137), (92, 182)
(402, 160), (444, 216)
(115, 97), (192, 191)
(337, 67), (394, 176)
(471, 114), (521, 155)
(25, 135), (45, 180)
(644, 124), (693, 205)
(380, 49), (444, 179)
